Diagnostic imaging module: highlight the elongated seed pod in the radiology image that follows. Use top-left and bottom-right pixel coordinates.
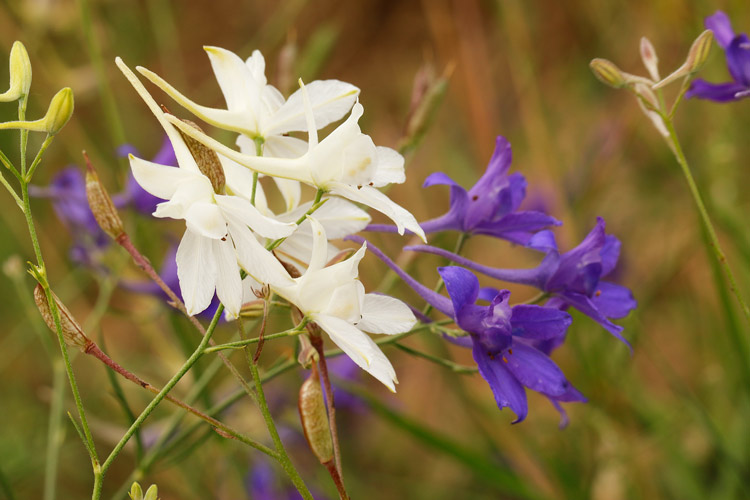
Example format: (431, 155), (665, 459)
(176, 118), (226, 194)
(84, 153), (125, 239)
(34, 284), (91, 351)
(298, 365), (333, 464)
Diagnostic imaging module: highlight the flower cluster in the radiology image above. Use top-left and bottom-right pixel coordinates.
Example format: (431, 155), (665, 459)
(115, 47), (423, 390)
(361, 135), (636, 424)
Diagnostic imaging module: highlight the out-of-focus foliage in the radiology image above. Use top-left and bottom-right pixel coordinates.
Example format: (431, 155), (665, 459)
(1, 1), (749, 499)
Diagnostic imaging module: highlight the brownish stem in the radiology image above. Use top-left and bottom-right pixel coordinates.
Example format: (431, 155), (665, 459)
(115, 233), (257, 403)
(324, 460), (350, 500)
(310, 332), (343, 482)
(252, 298), (268, 363)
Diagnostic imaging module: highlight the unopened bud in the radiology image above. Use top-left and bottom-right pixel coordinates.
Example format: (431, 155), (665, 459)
(84, 152), (125, 239)
(44, 87), (74, 134)
(297, 334), (319, 368)
(129, 482), (159, 500)
(298, 366), (333, 464)
(34, 284), (91, 350)
(640, 37), (660, 81)
(653, 30), (713, 89)
(0, 41), (32, 102)
(175, 118), (225, 194)
(398, 63), (451, 155)
(590, 58), (627, 88)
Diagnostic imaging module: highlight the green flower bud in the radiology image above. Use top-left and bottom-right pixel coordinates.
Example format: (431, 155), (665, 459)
(590, 58), (627, 88)
(44, 87), (74, 135)
(0, 41), (32, 102)
(653, 30), (713, 90)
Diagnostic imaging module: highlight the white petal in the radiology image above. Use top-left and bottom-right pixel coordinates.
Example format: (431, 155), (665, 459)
(216, 195), (296, 239)
(129, 155), (197, 200)
(228, 220), (293, 287)
(152, 176), (215, 220)
(137, 62), (254, 135)
(265, 80), (360, 136)
(313, 313), (397, 392)
(244, 50), (268, 87)
(358, 294), (417, 334)
(328, 183), (426, 241)
(220, 154), (270, 211)
(305, 217), (329, 273)
(212, 238), (242, 319)
(370, 147), (406, 187)
(307, 103), (365, 185)
(176, 230), (218, 316)
(185, 202), (227, 239)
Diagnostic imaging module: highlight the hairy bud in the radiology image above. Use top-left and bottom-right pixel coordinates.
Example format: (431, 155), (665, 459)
(653, 30), (713, 89)
(0, 41), (32, 102)
(34, 285), (91, 350)
(84, 152), (125, 239)
(176, 119), (226, 194)
(590, 58), (627, 88)
(298, 366), (334, 464)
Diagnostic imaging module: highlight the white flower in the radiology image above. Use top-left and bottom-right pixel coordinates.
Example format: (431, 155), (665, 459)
(117, 57), (295, 319)
(168, 86), (426, 241)
(137, 47), (360, 212)
(270, 218), (417, 391)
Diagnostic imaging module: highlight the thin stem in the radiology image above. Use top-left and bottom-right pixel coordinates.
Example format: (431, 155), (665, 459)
(203, 325), (306, 353)
(97, 304), (225, 491)
(43, 359), (65, 500)
(0, 148), (21, 179)
(661, 118), (750, 329)
(310, 332), (345, 485)
(18, 93), (28, 176)
(266, 188), (326, 251)
(0, 170), (23, 209)
(393, 342), (478, 374)
(25, 134), (55, 181)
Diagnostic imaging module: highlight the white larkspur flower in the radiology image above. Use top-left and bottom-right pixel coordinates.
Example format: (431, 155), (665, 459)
(137, 47), (360, 212)
(271, 218), (417, 391)
(116, 57), (295, 319)
(167, 83), (426, 242)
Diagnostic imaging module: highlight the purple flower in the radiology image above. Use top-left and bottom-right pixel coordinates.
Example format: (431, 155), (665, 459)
(406, 217), (637, 348)
(29, 167), (110, 265)
(367, 136), (559, 245)
(687, 11), (750, 102)
(353, 236), (583, 425)
(117, 136), (177, 214)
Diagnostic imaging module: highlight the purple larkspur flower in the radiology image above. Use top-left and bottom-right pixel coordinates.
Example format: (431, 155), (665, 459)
(406, 217), (637, 348)
(29, 167), (111, 265)
(687, 11), (750, 102)
(117, 136), (178, 214)
(352, 236), (583, 425)
(367, 136), (559, 244)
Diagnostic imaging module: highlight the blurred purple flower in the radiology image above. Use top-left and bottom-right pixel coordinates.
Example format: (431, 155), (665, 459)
(407, 217), (637, 348)
(687, 11), (750, 102)
(354, 236), (582, 425)
(367, 136), (559, 245)
(117, 136), (177, 214)
(245, 459), (321, 500)
(29, 167), (111, 265)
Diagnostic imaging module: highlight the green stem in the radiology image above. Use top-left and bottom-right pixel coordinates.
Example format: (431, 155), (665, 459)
(0, 148), (21, 179)
(43, 359), (65, 500)
(0, 171), (23, 209)
(77, 0), (127, 150)
(266, 188), (326, 251)
(248, 360), (313, 500)
(25, 134), (54, 181)
(97, 304), (225, 481)
(18, 94), (28, 176)
(661, 118), (750, 329)
(203, 324), (306, 353)
(393, 342), (478, 374)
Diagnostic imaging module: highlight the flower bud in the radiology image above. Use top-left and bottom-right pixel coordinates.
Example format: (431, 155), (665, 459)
(175, 118), (226, 194)
(653, 30), (713, 90)
(298, 366), (333, 464)
(84, 152), (125, 239)
(590, 58), (627, 88)
(0, 41), (32, 102)
(44, 87), (74, 134)
(34, 284), (91, 351)
(398, 63), (452, 155)
(640, 37), (660, 81)
(129, 482), (159, 500)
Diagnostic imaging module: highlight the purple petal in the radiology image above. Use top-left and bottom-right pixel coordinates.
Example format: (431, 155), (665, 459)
(591, 281), (637, 319)
(152, 135), (178, 165)
(548, 385), (587, 429)
(468, 136), (513, 199)
(472, 341), (528, 423)
(727, 34), (750, 86)
(510, 305), (572, 340)
(478, 287), (501, 303)
(527, 230), (558, 253)
(473, 211), (561, 244)
(421, 172), (469, 233)
(438, 266), (480, 313)
(687, 79), (748, 102)
(600, 235), (621, 277)
(503, 343), (570, 397)
(560, 292), (632, 351)
(706, 11), (736, 49)
(507, 172), (527, 213)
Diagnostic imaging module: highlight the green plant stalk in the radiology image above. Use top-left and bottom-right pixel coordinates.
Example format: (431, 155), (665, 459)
(266, 188), (326, 251)
(661, 118), (750, 333)
(43, 358), (65, 500)
(25, 135), (55, 181)
(393, 342), (477, 374)
(203, 325), (307, 353)
(77, 0), (127, 150)
(95, 304), (226, 494)
(0, 170), (22, 208)
(19, 94), (28, 175)
(247, 359), (313, 500)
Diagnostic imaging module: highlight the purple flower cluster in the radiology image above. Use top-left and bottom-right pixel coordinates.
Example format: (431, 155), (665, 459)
(688, 11), (750, 102)
(361, 135), (636, 425)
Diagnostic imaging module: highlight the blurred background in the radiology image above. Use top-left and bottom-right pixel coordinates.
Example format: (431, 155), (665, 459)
(1, 0), (750, 498)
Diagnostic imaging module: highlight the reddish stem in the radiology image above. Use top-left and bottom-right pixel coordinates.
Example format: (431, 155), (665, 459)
(310, 331), (344, 482)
